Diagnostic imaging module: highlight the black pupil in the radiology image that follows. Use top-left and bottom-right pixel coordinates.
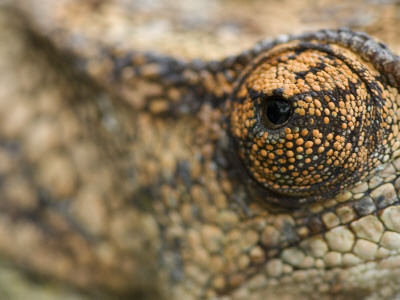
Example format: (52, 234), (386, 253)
(265, 98), (291, 126)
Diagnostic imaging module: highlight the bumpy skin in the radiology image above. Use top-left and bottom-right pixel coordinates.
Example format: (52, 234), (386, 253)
(2, 3), (400, 300)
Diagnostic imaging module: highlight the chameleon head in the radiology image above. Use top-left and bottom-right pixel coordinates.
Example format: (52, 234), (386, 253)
(230, 40), (399, 203)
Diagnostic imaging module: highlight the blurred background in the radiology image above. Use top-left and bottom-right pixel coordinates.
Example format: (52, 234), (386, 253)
(16, 0), (400, 59)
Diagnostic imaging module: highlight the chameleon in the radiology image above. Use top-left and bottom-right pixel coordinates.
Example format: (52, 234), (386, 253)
(2, 1), (400, 300)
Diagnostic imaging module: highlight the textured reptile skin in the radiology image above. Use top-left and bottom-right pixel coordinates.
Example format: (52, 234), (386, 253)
(2, 1), (400, 300)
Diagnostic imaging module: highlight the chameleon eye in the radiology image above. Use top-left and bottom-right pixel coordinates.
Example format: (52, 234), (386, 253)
(260, 96), (292, 129)
(230, 39), (399, 205)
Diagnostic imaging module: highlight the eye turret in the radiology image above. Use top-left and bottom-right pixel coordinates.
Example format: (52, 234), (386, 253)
(230, 40), (399, 204)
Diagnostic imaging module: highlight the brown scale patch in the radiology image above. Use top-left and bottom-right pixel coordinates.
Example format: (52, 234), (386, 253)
(230, 41), (398, 202)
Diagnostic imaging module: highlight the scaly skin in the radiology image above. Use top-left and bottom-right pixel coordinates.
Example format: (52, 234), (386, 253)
(2, 2), (400, 300)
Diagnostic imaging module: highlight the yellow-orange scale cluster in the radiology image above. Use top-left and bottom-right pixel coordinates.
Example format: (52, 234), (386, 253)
(230, 41), (399, 199)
